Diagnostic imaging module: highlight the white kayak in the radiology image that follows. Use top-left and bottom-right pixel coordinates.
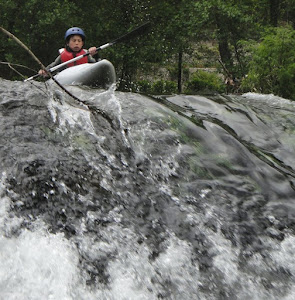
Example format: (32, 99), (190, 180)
(53, 59), (116, 88)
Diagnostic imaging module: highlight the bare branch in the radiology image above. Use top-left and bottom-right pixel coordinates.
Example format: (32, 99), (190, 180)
(0, 26), (46, 71)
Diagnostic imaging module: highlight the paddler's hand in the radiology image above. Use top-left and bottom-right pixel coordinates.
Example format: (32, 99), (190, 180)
(38, 69), (48, 77)
(88, 47), (97, 56)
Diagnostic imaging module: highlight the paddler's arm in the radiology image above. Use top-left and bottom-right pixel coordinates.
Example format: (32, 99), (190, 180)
(38, 56), (62, 77)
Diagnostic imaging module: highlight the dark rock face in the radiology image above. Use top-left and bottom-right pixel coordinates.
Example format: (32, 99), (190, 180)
(0, 81), (128, 235)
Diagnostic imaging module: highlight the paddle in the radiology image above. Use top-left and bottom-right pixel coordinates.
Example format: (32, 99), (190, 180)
(24, 22), (151, 82)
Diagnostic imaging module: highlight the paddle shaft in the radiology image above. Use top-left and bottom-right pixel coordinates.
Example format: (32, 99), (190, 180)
(49, 42), (114, 72)
(24, 22), (150, 82)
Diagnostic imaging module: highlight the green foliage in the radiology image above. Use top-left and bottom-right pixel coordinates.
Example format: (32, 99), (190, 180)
(185, 70), (226, 94)
(135, 80), (151, 93)
(241, 26), (295, 100)
(2, 0), (295, 98)
(0, 0), (79, 78)
(192, 0), (266, 80)
(152, 80), (178, 94)
(135, 79), (178, 95)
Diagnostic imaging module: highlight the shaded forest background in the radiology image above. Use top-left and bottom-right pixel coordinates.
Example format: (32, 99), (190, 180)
(1, 0), (295, 99)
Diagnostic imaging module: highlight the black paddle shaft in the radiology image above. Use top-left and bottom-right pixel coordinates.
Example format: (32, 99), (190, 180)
(110, 21), (151, 45)
(97, 21), (151, 51)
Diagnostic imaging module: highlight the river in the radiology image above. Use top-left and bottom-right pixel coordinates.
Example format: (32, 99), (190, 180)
(0, 78), (295, 299)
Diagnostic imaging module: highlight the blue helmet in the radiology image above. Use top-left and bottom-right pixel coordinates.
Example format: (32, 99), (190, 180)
(64, 27), (85, 41)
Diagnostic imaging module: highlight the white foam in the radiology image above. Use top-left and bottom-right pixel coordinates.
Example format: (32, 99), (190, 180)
(107, 230), (200, 300)
(242, 92), (295, 106)
(0, 179), (83, 300)
(270, 235), (295, 276)
(0, 223), (81, 300)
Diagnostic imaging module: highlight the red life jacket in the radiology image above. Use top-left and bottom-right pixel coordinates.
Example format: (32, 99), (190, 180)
(60, 49), (88, 67)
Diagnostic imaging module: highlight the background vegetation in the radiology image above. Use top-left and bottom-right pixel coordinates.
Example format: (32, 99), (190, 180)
(1, 0), (295, 99)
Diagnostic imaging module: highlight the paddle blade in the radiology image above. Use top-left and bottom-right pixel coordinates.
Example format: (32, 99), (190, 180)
(111, 22), (151, 45)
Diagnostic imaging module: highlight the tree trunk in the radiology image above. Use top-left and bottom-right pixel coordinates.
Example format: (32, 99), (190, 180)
(118, 57), (133, 91)
(178, 50), (183, 94)
(218, 38), (233, 71)
(214, 10), (234, 73)
(270, 0), (280, 27)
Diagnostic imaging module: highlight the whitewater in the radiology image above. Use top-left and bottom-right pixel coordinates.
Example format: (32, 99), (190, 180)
(0, 78), (295, 299)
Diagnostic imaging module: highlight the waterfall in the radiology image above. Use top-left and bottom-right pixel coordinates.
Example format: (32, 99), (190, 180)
(0, 79), (294, 299)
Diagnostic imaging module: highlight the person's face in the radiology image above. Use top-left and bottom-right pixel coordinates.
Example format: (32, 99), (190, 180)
(68, 35), (84, 52)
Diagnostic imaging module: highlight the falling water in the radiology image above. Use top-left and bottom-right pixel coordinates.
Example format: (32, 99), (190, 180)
(0, 78), (295, 299)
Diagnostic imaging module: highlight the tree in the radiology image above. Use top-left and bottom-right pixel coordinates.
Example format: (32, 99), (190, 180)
(193, 0), (263, 80)
(2, 0), (295, 99)
(0, 0), (79, 78)
(242, 26), (295, 99)
(281, 0), (295, 28)
(270, 0), (281, 26)
(140, 0), (200, 92)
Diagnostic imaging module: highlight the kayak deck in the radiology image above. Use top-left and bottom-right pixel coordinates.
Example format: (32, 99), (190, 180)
(53, 59), (116, 88)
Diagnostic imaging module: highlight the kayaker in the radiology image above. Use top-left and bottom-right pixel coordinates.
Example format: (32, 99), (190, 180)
(39, 27), (97, 76)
